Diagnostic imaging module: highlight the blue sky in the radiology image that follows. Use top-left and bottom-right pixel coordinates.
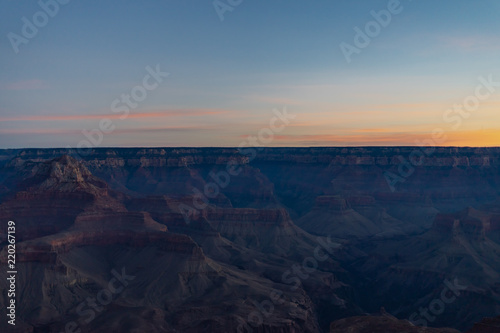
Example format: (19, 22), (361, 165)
(1, 0), (499, 148)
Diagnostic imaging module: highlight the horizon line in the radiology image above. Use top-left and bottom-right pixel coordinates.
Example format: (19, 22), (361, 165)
(1, 145), (500, 150)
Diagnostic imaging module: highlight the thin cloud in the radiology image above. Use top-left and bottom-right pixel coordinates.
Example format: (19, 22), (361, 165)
(244, 95), (306, 106)
(270, 129), (500, 147)
(0, 79), (50, 91)
(438, 35), (500, 51)
(0, 125), (219, 136)
(109, 125), (220, 134)
(0, 128), (79, 135)
(0, 108), (230, 122)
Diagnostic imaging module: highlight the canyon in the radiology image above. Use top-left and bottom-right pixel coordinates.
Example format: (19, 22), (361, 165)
(0, 147), (499, 332)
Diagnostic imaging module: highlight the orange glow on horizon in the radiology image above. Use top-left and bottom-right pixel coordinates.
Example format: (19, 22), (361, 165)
(268, 129), (500, 147)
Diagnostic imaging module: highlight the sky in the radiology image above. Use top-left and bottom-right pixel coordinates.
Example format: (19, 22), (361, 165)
(1, 0), (499, 148)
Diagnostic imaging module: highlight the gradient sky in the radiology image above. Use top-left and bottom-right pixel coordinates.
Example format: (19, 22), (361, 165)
(1, 0), (499, 148)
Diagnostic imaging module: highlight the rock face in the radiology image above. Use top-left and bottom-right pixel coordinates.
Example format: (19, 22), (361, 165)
(347, 206), (500, 331)
(0, 155), (126, 242)
(1, 148), (500, 332)
(297, 195), (418, 239)
(467, 316), (500, 333)
(330, 312), (461, 333)
(0, 154), (328, 332)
